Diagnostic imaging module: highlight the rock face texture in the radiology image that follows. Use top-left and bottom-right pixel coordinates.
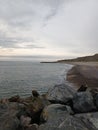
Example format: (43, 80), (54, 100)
(0, 102), (20, 130)
(47, 84), (75, 104)
(72, 92), (97, 113)
(39, 104), (97, 130)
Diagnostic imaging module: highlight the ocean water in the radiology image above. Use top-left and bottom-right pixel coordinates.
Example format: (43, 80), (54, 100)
(0, 60), (73, 98)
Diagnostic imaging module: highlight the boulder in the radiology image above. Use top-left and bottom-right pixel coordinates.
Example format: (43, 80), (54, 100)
(20, 115), (31, 127)
(47, 84), (75, 104)
(32, 90), (40, 97)
(58, 115), (97, 130)
(39, 104), (95, 130)
(75, 112), (98, 130)
(0, 102), (20, 130)
(39, 104), (73, 129)
(72, 92), (96, 113)
(8, 95), (20, 102)
(95, 94), (98, 108)
(17, 95), (49, 125)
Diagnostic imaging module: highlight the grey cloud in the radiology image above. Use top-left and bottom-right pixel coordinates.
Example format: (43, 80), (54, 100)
(0, 37), (44, 49)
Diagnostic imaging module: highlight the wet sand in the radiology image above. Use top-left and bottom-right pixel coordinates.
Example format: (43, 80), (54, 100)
(66, 62), (98, 90)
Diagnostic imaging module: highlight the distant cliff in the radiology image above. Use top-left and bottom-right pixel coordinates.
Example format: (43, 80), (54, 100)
(57, 54), (98, 63)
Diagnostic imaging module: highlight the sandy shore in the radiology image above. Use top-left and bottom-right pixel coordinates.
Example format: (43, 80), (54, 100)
(66, 62), (98, 90)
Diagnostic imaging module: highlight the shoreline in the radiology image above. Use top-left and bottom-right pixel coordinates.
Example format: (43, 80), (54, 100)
(66, 62), (98, 90)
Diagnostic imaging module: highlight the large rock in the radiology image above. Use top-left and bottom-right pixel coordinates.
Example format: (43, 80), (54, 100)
(0, 102), (20, 130)
(95, 94), (98, 108)
(58, 115), (97, 130)
(39, 104), (73, 130)
(47, 84), (75, 104)
(75, 112), (98, 130)
(72, 92), (96, 113)
(39, 103), (95, 130)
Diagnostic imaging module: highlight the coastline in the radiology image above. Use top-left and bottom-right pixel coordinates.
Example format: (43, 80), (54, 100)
(66, 62), (98, 90)
(0, 62), (98, 130)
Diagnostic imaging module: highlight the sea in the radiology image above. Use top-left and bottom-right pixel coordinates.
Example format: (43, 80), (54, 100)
(0, 57), (73, 98)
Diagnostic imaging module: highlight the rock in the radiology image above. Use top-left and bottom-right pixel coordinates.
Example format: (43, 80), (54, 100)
(72, 92), (96, 113)
(20, 115), (31, 127)
(58, 115), (97, 130)
(47, 84), (75, 104)
(75, 112), (98, 130)
(77, 84), (88, 92)
(26, 124), (38, 130)
(32, 90), (40, 97)
(95, 94), (98, 108)
(38, 111), (97, 130)
(17, 95), (48, 125)
(0, 102), (20, 130)
(8, 95), (20, 102)
(39, 104), (73, 129)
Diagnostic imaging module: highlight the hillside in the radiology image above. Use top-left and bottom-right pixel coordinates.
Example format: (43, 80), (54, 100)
(57, 54), (98, 62)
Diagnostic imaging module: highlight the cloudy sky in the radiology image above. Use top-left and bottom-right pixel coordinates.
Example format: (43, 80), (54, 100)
(0, 0), (98, 58)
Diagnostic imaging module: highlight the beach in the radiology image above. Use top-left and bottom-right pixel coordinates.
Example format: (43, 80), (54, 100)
(66, 62), (98, 90)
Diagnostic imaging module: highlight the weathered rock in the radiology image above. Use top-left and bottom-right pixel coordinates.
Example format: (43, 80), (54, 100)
(77, 84), (88, 92)
(8, 95), (20, 102)
(20, 115), (31, 127)
(75, 112), (98, 130)
(72, 92), (96, 113)
(38, 114), (97, 130)
(0, 102), (20, 130)
(58, 115), (97, 130)
(17, 95), (49, 125)
(32, 90), (40, 97)
(26, 124), (38, 130)
(39, 104), (73, 129)
(95, 94), (98, 108)
(47, 84), (75, 104)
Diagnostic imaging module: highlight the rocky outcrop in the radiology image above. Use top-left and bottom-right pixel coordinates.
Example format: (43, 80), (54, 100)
(46, 84), (75, 104)
(1, 85), (98, 130)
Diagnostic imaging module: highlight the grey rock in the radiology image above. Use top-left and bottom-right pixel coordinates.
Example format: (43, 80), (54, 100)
(72, 92), (96, 113)
(95, 94), (98, 108)
(75, 112), (98, 130)
(39, 104), (72, 130)
(47, 84), (75, 104)
(58, 115), (96, 130)
(39, 113), (94, 130)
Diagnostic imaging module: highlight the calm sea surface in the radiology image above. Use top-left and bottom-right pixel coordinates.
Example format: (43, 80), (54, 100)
(0, 60), (73, 98)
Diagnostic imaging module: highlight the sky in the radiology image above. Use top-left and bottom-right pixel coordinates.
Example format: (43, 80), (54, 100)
(0, 0), (98, 59)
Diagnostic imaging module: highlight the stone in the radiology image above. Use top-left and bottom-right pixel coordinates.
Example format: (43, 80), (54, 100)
(8, 95), (20, 102)
(75, 112), (98, 130)
(39, 104), (72, 128)
(58, 115), (96, 130)
(95, 94), (98, 108)
(32, 90), (40, 97)
(26, 124), (38, 130)
(77, 84), (88, 92)
(0, 102), (20, 130)
(20, 115), (31, 127)
(39, 113), (94, 130)
(72, 92), (96, 113)
(47, 84), (75, 104)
